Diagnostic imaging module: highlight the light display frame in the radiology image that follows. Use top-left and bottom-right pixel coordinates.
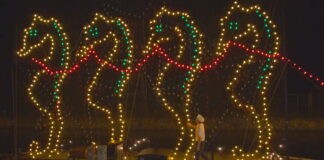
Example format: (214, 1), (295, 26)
(16, 1), (323, 159)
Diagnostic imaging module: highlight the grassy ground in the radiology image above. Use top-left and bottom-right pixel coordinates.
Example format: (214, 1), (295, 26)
(8, 150), (266, 160)
(0, 148), (316, 160)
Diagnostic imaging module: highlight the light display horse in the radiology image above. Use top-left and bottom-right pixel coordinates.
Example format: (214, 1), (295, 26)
(17, 15), (71, 157)
(78, 13), (135, 143)
(218, 2), (280, 159)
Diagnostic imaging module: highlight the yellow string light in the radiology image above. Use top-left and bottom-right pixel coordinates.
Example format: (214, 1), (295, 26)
(80, 14), (134, 143)
(17, 14), (70, 157)
(144, 7), (204, 159)
(219, 1), (280, 159)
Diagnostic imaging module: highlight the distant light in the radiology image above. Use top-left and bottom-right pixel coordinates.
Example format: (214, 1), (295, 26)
(217, 146), (223, 152)
(279, 144), (284, 148)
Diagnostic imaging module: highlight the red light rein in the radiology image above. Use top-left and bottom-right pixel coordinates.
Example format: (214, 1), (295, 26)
(31, 41), (324, 86)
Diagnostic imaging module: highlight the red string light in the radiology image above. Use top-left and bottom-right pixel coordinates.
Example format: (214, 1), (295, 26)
(30, 41), (324, 87)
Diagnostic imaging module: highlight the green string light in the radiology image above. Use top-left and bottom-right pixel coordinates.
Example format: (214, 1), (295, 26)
(229, 21), (238, 30)
(29, 29), (38, 37)
(89, 27), (99, 36)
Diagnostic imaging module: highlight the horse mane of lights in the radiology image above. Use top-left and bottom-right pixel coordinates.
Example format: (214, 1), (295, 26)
(16, 1), (323, 159)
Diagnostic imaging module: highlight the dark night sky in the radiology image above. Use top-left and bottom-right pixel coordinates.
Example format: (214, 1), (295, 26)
(0, 0), (324, 114)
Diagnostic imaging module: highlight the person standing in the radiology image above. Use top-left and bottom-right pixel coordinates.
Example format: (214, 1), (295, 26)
(187, 114), (211, 160)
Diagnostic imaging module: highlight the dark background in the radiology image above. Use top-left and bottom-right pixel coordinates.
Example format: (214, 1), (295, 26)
(0, 0), (324, 159)
(0, 0), (323, 124)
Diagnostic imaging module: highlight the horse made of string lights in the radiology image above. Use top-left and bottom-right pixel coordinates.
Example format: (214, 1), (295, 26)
(143, 7), (205, 160)
(217, 2), (280, 159)
(77, 14), (135, 144)
(17, 1), (283, 159)
(17, 15), (71, 157)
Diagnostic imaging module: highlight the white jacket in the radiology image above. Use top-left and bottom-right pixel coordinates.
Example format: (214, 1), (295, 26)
(195, 114), (205, 141)
(195, 123), (205, 141)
